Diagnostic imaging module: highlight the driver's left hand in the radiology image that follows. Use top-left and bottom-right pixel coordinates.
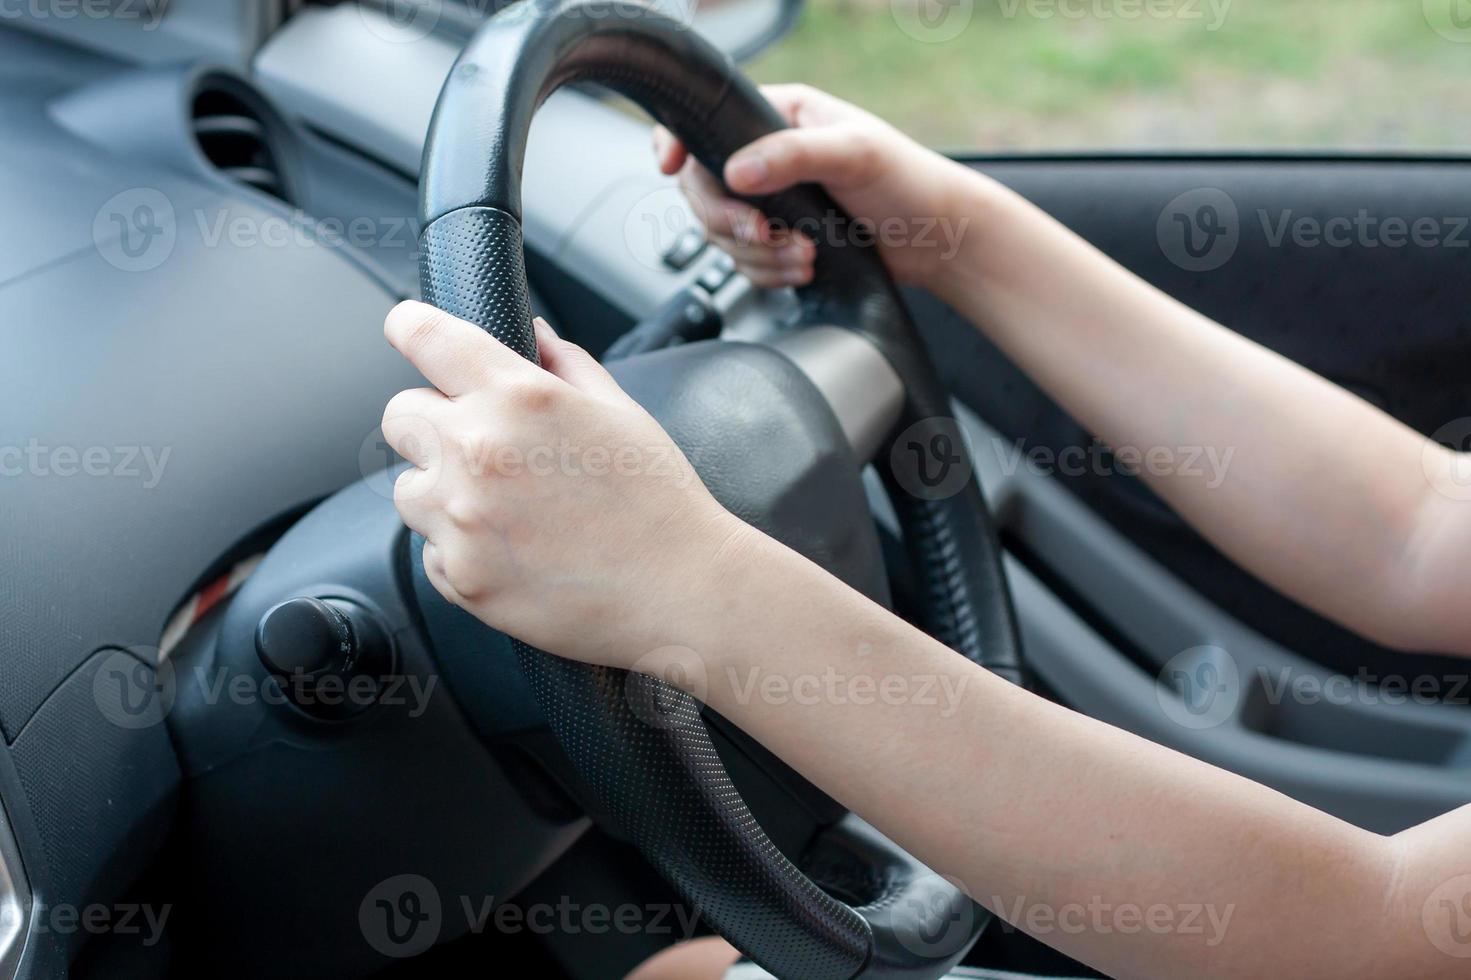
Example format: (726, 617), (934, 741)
(381, 300), (757, 668)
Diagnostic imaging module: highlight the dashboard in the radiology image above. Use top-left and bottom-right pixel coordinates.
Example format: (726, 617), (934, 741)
(0, 4), (793, 975)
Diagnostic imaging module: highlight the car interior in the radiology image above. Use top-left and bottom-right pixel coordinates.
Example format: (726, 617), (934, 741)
(3, 0), (1470, 977)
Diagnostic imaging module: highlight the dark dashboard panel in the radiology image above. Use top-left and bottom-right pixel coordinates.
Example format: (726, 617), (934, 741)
(0, 175), (416, 742)
(0, 24), (428, 970)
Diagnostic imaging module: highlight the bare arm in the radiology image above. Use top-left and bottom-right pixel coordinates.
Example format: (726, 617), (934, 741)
(381, 301), (1471, 980)
(693, 529), (1471, 980)
(930, 176), (1471, 656)
(657, 84), (1471, 656)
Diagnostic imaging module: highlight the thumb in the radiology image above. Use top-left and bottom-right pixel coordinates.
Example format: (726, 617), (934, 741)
(723, 126), (878, 196)
(532, 317), (623, 400)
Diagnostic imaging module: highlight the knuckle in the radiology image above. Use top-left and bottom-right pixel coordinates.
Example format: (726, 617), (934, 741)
(849, 132), (879, 171)
(392, 468), (418, 503)
(503, 375), (559, 413)
(442, 494), (481, 532)
(422, 544), (446, 579)
(381, 389), (417, 428)
(440, 549), (488, 603)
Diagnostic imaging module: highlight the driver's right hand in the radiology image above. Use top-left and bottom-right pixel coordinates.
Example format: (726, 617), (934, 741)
(653, 83), (982, 292)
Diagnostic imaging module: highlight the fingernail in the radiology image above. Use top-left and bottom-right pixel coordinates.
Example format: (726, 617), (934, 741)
(778, 244), (807, 263)
(533, 316), (558, 338)
(726, 151), (769, 190)
(784, 267), (812, 286)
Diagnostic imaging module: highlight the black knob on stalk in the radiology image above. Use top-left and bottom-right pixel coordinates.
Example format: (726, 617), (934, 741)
(255, 596), (390, 719)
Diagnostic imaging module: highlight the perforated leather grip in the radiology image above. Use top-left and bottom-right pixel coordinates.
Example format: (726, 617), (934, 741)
(417, 2), (1024, 976)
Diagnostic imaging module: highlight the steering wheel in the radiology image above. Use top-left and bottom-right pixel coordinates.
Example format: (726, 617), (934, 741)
(414, 2), (1025, 977)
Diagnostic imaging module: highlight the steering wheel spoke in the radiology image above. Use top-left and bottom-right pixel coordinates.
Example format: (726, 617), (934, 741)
(763, 326), (905, 465)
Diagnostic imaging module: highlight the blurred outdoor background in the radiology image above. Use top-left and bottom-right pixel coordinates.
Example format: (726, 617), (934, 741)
(745, 0), (1471, 153)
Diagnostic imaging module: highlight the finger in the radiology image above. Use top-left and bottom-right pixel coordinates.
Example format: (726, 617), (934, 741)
(382, 387), (450, 468)
(680, 165), (779, 246)
(420, 540), (465, 609)
(741, 263), (814, 290)
(393, 468), (445, 537)
(652, 125), (688, 175)
(384, 300), (529, 398)
(724, 126), (877, 196)
(708, 231), (815, 274)
(758, 84), (847, 127)
(532, 317), (624, 400)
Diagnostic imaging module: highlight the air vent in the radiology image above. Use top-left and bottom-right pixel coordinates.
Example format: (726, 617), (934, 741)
(191, 87), (292, 205)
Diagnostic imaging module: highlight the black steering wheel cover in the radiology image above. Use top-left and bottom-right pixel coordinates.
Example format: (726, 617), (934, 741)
(417, 3), (1024, 977)
(420, 0), (1022, 684)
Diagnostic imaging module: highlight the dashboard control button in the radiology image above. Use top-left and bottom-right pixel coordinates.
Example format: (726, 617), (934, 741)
(696, 253), (736, 293)
(662, 228), (706, 270)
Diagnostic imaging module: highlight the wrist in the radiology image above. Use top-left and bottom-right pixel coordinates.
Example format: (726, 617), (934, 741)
(653, 507), (769, 659)
(650, 515), (811, 697)
(920, 163), (1010, 302)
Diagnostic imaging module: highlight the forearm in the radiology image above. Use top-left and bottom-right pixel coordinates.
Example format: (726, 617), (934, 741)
(691, 529), (1459, 979)
(926, 173), (1469, 655)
